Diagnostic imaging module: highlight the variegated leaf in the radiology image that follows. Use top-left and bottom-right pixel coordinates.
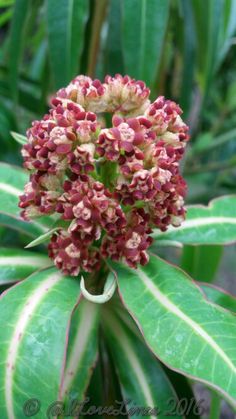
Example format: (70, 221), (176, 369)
(113, 254), (236, 407)
(0, 162), (53, 237)
(152, 196), (236, 246)
(0, 248), (51, 285)
(200, 283), (236, 314)
(0, 267), (80, 418)
(103, 309), (182, 419)
(59, 299), (99, 402)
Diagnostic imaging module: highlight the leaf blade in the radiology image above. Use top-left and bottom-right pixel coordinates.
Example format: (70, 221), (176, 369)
(181, 245), (223, 282)
(114, 254), (236, 406)
(46, 0), (89, 89)
(0, 248), (51, 285)
(0, 162), (53, 237)
(200, 283), (236, 314)
(8, 0), (30, 102)
(103, 310), (182, 419)
(10, 131), (27, 145)
(60, 299), (99, 401)
(25, 227), (60, 249)
(152, 195), (236, 245)
(122, 0), (170, 86)
(0, 267), (81, 417)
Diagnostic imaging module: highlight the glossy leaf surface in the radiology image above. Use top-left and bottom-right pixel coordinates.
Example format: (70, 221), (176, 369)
(181, 245), (223, 282)
(122, 0), (169, 86)
(47, 0), (89, 89)
(0, 162), (52, 237)
(59, 299), (99, 402)
(152, 196), (236, 246)
(114, 254), (236, 406)
(200, 283), (236, 314)
(103, 310), (182, 419)
(8, 0), (29, 102)
(0, 267), (81, 418)
(0, 248), (50, 285)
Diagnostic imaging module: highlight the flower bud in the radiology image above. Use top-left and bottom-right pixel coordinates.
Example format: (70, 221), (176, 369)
(19, 75), (189, 276)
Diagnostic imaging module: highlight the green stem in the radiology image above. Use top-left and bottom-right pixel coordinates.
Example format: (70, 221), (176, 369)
(209, 392), (221, 419)
(100, 160), (118, 190)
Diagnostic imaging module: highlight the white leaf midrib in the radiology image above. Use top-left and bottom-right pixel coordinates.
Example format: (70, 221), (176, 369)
(5, 271), (63, 419)
(136, 268), (236, 374)
(60, 301), (97, 400)
(0, 256), (49, 266)
(153, 216), (236, 238)
(105, 314), (157, 419)
(0, 183), (22, 197)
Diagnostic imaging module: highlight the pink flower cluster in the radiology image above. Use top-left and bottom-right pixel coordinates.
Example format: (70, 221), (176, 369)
(19, 74), (189, 275)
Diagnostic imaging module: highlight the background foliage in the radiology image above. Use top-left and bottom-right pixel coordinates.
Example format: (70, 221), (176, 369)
(1, 0), (236, 200)
(1, 0), (235, 276)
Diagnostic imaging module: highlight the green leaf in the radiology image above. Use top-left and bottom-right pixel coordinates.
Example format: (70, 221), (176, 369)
(200, 283), (236, 314)
(82, 360), (104, 417)
(152, 195), (236, 246)
(8, 0), (30, 102)
(0, 213), (47, 240)
(191, 129), (236, 155)
(181, 245), (223, 282)
(121, 0), (170, 86)
(46, 0), (89, 89)
(25, 227), (60, 249)
(0, 78), (45, 114)
(0, 162), (53, 237)
(216, 0), (236, 68)
(99, 332), (126, 410)
(192, 0), (224, 98)
(114, 254), (236, 407)
(103, 310), (183, 419)
(114, 300), (201, 418)
(105, 0), (124, 75)
(0, 248), (51, 285)
(0, 0), (14, 6)
(10, 131), (27, 145)
(0, 7), (13, 27)
(0, 162), (30, 216)
(161, 367), (201, 419)
(0, 267), (81, 417)
(60, 299), (99, 402)
(179, 0), (196, 115)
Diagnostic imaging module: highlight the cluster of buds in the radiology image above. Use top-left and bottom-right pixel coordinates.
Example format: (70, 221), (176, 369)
(19, 74), (189, 276)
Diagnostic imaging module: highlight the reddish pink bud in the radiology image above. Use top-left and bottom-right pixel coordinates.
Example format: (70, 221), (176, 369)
(19, 74), (189, 275)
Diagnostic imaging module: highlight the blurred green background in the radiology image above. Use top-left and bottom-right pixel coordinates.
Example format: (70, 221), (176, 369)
(0, 0), (236, 286)
(0, 0), (236, 204)
(1, 2), (235, 415)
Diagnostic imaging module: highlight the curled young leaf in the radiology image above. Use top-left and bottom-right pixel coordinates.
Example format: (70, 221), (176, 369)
(80, 272), (117, 304)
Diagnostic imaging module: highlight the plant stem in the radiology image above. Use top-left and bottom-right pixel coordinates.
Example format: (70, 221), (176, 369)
(209, 392), (221, 419)
(87, 0), (108, 77)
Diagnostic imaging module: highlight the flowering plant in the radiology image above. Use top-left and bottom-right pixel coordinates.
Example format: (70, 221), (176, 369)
(0, 75), (236, 418)
(19, 75), (189, 276)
